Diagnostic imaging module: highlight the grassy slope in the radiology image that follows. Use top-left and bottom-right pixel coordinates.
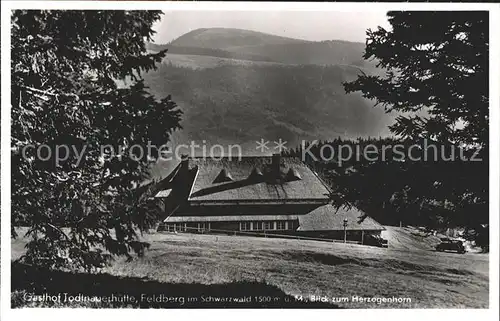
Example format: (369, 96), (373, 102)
(151, 28), (376, 69)
(169, 28), (308, 50)
(161, 53), (285, 69)
(384, 226), (483, 253)
(12, 229), (488, 308)
(158, 53), (377, 73)
(384, 226), (443, 251)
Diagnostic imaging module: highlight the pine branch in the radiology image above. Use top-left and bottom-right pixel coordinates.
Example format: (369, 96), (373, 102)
(21, 85), (80, 101)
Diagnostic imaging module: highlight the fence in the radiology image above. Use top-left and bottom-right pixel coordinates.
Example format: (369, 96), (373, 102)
(157, 225), (362, 245)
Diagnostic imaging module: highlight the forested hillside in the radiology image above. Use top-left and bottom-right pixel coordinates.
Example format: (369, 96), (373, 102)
(223, 40), (370, 66)
(142, 63), (395, 150)
(143, 28), (389, 150)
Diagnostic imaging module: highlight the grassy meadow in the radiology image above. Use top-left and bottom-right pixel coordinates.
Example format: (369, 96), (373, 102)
(11, 227), (489, 309)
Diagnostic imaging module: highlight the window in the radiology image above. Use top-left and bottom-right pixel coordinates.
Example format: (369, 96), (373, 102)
(240, 222), (251, 231)
(253, 222), (263, 230)
(263, 221), (274, 230)
(276, 221), (286, 230)
(197, 223), (210, 232)
(166, 224), (185, 232)
(176, 223), (187, 232)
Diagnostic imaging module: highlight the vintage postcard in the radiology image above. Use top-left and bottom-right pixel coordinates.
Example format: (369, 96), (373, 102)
(1, 1), (498, 320)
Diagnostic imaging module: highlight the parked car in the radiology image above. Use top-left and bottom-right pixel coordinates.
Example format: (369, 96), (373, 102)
(435, 238), (466, 254)
(364, 234), (389, 248)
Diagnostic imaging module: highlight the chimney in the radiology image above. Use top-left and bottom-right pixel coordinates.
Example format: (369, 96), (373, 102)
(180, 154), (189, 172)
(178, 154), (192, 184)
(271, 153), (281, 178)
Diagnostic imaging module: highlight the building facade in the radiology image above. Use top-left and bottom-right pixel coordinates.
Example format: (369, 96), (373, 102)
(154, 155), (385, 242)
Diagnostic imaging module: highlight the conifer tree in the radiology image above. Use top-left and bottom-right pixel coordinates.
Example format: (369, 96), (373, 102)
(11, 10), (183, 269)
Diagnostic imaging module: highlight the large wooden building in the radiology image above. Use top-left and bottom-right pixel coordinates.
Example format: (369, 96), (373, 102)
(154, 155), (384, 242)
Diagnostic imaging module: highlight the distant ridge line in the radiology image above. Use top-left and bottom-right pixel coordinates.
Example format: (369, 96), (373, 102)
(154, 27), (364, 48)
(171, 27), (312, 45)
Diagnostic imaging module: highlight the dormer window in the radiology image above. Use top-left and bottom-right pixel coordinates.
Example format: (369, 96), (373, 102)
(248, 167), (264, 180)
(213, 169), (233, 183)
(285, 168), (302, 181)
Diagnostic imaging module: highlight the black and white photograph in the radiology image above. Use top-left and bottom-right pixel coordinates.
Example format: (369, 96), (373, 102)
(1, 1), (499, 318)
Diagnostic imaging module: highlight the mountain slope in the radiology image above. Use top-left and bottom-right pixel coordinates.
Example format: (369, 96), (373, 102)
(146, 43), (281, 63)
(150, 28), (374, 67)
(225, 40), (368, 66)
(143, 63), (394, 152)
(142, 28), (392, 160)
(170, 27), (309, 50)
(159, 53), (284, 69)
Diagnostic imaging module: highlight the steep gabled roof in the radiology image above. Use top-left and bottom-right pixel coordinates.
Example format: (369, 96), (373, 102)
(185, 156), (331, 202)
(297, 205), (385, 231)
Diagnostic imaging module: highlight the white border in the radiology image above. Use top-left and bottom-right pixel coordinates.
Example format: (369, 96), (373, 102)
(1, 2), (499, 321)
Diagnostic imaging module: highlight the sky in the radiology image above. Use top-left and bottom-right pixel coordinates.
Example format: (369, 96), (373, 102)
(152, 11), (391, 44)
